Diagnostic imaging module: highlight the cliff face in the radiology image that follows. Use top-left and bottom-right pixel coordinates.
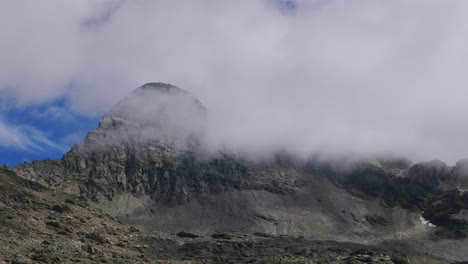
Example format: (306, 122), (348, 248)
(16, 83), (206, 200)
(13, 83), (468, 262)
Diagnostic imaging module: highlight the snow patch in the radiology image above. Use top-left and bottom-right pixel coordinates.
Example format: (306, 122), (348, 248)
(419, 213), (436, 227)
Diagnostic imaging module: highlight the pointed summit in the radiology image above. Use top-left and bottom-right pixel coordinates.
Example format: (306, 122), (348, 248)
(136, 82), (186, 93)
(92, 82), (206, 145)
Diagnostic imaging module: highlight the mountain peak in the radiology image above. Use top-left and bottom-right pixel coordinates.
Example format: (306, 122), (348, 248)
(70, 82), (207, 153)
(136, 82), (186, 94)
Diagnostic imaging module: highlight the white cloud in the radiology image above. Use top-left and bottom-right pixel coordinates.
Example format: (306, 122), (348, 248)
(0, 121), (26, 149)
(1, 1), (468, 163)
(0, 120), (65, 152)
(30, 105), (77, 122)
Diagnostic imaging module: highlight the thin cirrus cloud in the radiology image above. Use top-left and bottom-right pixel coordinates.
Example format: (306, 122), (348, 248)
(0, 121), (26, 149)
(0, 0), (468, 163)
(0, 120), (64, 152)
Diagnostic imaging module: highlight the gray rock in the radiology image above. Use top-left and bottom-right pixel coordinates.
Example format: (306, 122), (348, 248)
(81, 244), (96, 254)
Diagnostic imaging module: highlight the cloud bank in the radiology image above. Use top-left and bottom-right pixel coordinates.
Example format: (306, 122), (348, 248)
(1, 0), (468, 163)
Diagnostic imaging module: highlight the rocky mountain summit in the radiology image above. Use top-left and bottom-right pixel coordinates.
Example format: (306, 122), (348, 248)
(10, 82), (468, 263)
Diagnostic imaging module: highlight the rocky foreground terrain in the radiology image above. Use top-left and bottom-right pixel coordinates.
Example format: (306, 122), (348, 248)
(4, 83), (468, 263)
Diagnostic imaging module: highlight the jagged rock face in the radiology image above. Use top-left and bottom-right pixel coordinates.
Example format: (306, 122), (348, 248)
(453, 159), (468, 188)
(66, 82), (211, 201)
(407, 160), (451, 192)
(57, 82), (225, 202)
(301, 156), (468, 239)
(15, 83), (205, 201)
(63, 144), (305, 203)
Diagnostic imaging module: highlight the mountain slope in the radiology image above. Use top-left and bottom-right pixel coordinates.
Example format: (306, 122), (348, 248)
(0, 165), (179, 263)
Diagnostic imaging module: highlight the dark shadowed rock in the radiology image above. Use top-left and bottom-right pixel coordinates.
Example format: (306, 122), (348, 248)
(453, 159), (468, 188)
(176, 231), (198, 238)
(407, 160), (450, 192)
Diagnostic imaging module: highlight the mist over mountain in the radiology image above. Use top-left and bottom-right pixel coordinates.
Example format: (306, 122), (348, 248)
(92, 83), (206, 146)
(2, 1), (468, 164)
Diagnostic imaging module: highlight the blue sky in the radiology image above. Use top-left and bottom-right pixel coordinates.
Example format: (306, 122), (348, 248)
(0, 95), (99, 166)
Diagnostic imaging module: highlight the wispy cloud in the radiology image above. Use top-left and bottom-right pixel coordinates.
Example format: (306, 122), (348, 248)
(0, 121), (26, 149)
(29, 105), (77, 123)
(0, 120), (66, 153)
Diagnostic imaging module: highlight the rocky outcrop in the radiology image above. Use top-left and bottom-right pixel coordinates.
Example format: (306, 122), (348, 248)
(453, 159), (468, 188)
(327, 158), (468, 239)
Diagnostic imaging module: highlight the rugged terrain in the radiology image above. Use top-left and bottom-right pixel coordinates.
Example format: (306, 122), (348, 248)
(7, 83), (468, 263)
(2, 165), (449, 263)
(0, 164), (164, 263)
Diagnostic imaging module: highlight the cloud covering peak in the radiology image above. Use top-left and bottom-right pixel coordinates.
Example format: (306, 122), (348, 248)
(1, 0), (468, 163)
